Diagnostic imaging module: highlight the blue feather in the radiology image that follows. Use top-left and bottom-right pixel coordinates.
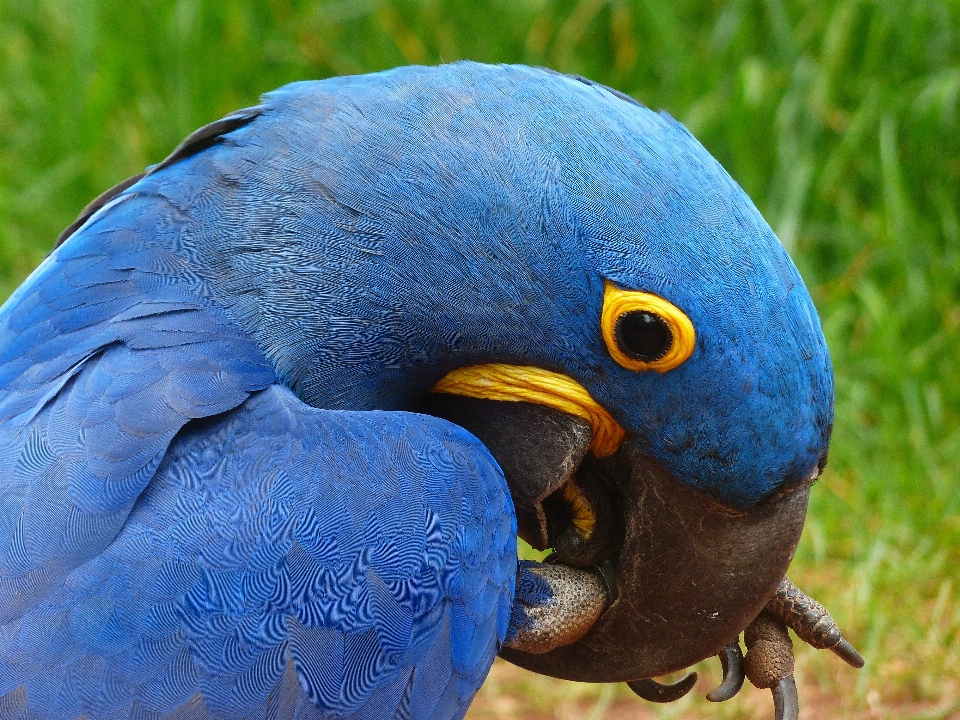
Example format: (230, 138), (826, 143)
(1, 384), (515, 719)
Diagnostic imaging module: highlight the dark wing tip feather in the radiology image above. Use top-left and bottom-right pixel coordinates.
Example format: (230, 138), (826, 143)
(52, 105), (266, 250)
(53, 171), (147, 249)
(537, 67), (644, 108)
(151, 105), (266, 175)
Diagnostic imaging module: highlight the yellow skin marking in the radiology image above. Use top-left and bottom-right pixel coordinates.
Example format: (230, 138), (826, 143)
(562, 481), (596, 539)
(601, 280), (696, 372)
(430, 363), (626, 458)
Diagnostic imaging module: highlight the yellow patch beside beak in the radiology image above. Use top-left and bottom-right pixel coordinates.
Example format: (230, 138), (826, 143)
(430, 363), (626, 458)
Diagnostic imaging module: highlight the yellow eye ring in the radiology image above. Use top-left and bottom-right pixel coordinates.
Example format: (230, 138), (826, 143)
(601, 280), (696, 372)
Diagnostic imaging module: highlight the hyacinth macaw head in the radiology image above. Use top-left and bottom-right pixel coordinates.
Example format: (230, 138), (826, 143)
(245, 64), (832, 680)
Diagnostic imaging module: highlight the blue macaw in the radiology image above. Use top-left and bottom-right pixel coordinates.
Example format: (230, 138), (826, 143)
(0, 63), (860, 720)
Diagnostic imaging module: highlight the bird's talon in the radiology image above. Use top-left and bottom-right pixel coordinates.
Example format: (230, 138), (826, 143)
(627, 672), (698, 703)
(831, 637), (865, 668)
(772, 675), (800, 720)
(706, 641), (745, 702)
(595, 558), (619, 607)
(765, 577), (864, 667)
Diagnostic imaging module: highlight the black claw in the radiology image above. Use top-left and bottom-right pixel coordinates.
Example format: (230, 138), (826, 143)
(627, 673), (698, 703)
(831, 637), (865, 668)
(596, 558), (619, 607)
(772, 675), (799, 720)
(706, 641), (745, 702)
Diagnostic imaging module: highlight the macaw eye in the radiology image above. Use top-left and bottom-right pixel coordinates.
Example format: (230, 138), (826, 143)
(601, 281), (696, 372)
(615, 311), (672, 362)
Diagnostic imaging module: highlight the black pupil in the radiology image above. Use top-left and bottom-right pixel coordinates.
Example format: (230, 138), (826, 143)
(614, 311), (673, 362)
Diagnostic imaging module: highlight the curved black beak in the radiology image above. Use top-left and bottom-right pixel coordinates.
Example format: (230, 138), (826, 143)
(417, 392), (810, 682)
(503, 443), (809, 681)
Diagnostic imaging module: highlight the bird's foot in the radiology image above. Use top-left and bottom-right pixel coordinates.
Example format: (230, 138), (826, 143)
(501, 559), (612, 654)
(740, 576), (864, 720)
(627, 576), (863, 720)
(764, 576), (864, 668)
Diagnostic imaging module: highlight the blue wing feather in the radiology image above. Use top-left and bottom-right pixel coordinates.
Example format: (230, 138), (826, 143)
(0, 224), (275, 624)
(1, 385), (515, 719)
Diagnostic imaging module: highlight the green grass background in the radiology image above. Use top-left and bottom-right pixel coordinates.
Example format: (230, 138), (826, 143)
(1, 0), (958, 716)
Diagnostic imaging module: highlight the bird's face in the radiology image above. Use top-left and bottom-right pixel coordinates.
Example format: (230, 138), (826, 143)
(246, 64), (833, 681)
(551, 123), (834, 509)
(385, 67), (834, 680)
